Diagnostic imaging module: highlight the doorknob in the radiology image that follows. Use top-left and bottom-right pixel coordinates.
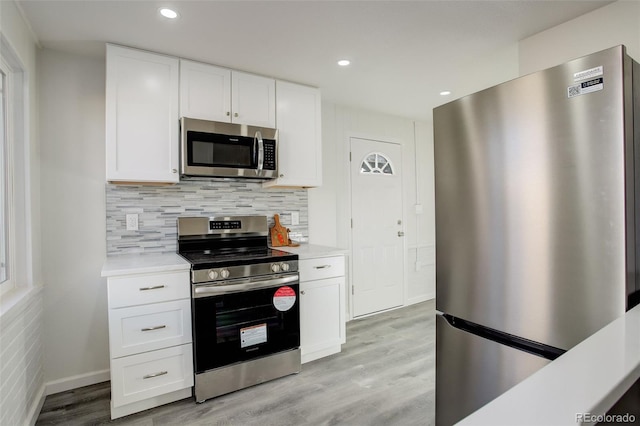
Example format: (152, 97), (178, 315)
(398, 231), (405, 237)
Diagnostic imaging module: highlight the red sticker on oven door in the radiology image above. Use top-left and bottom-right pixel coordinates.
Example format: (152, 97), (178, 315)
(273, 286), (296, 312)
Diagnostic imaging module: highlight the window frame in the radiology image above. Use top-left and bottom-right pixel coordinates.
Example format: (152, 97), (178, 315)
(0, 32), (30, 305)
(359, 152), (395, 176)
(0, 56), (15, 296)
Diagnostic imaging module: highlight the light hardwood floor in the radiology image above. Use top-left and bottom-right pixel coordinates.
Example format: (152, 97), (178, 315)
(36, 300), (435, 426)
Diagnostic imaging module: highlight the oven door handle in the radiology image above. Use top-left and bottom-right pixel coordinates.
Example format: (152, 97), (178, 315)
(255, 131), (264, 174)
(193, 274), (298, 297)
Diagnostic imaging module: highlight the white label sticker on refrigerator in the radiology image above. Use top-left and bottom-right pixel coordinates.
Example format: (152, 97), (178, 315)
(568, 77), (604, 98)
(273, 286), (297, 312)
(240, 323), (267, 348)
(574, 66), (603, 82)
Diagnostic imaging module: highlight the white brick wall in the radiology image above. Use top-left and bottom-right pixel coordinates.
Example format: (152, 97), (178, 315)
(0, 289), (44, 426)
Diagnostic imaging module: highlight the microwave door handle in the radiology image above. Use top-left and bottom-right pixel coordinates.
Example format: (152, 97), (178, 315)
(255, 131), (264, 174)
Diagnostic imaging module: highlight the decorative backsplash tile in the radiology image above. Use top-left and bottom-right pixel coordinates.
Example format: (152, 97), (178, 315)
(106, 179), (308, 255)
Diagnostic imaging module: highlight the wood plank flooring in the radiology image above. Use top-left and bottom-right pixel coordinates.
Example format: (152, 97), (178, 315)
(36, 300), (435, 426)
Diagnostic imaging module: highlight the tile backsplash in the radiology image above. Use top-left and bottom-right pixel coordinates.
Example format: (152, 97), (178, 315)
(106, 179), (308, 255)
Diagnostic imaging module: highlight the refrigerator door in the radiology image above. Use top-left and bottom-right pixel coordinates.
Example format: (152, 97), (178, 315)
(436, 314), (551, 426)
(434, 46), (634, 350)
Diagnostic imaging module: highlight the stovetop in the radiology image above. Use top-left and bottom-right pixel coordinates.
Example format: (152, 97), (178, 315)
(178, 247), (298, 269)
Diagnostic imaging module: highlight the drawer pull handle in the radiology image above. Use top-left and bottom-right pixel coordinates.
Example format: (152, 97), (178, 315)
(139, 285), (165, 291)
(314, 265), (331, 269)
(143, 371), (168, 380)
(141, 325), (167, 332)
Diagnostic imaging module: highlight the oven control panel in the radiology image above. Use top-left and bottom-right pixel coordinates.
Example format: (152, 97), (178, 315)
(270, 263), (291, 273)
(192, 260), (298, 284)
(210, 220), (241, 230)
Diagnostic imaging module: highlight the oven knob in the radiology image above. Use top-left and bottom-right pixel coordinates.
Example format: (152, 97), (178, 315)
(220, 269), (230, 279)
(271, 263), (281, 273)
(208, 269), (219, 280)
(280, 262), (290, 272)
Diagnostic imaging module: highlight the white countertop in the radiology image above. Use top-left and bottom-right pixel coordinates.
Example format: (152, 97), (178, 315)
(101, 253), (190, 277)
(458, 303), (640, 425)
(274, 244), (348, 260)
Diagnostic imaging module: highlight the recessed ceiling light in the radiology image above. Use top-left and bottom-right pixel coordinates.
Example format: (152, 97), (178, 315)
(337, 59), (351, 67)
(440, 91), (452, 96)
(159, 8), (179, 19)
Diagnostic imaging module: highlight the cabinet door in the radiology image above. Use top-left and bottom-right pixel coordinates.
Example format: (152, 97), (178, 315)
(231, 71), (276, 128)
(106, 45), (179, 183)
(300, 276), (344, 363)
(264, 81), (322, 188)
(179, 60), (231, 122)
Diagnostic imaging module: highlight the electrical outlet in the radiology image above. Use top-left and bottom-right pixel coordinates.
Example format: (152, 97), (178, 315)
(126, 214), (138, 231)
(290, 211), (300, 226)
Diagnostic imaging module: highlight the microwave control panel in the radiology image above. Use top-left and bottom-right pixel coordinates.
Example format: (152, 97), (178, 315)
(263, 140), (276, 170)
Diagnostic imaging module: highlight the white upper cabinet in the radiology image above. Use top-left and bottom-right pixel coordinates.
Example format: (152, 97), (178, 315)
(106, 45), (180, 183)
(180, 61), (276, 128)
(179, 60), (231, 123)
(231, 71), (276, 128)
(264, 81), (322, 188)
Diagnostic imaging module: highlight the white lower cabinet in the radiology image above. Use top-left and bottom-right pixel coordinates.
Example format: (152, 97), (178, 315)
(299, 255), (346, 363)
(110, 344), (193, 407)
(106, 270), (193, 419)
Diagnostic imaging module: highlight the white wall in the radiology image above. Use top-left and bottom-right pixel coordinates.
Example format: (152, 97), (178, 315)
(0, 1), (43, 425)
(310, 102), (435, 316)
(38, 49), (110, 389)
(519, 0), (640, 75)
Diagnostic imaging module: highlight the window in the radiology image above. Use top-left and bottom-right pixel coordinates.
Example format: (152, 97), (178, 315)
(360, 152), (394, 175)
(0, 36), (25, 299)
(0, 64), (7, 286)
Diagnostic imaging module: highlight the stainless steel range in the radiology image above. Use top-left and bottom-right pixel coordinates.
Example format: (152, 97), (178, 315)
(177, 215), (300, 403)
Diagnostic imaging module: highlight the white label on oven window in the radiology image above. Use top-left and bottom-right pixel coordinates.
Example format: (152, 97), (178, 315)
(240, 323), (267, 348)
(273, 286), (296, 312)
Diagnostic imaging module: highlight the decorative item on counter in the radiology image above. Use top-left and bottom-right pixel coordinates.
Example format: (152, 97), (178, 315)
(270, 214), (300, 247)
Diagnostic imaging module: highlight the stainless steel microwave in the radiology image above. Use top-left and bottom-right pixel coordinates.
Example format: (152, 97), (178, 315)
(180, 117), (278, 179)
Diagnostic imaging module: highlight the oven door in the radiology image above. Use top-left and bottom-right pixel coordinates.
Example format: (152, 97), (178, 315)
(192, 273), (300, 374)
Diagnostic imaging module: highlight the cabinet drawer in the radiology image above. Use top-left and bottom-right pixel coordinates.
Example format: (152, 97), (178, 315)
(109, 299), (192, 358)
(110, 344), (194, 408)
(299, 256), (345, 281)
(108, 271), (189, 308)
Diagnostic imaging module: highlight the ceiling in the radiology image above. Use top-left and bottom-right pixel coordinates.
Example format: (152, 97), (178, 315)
(17, 0), (613, 121)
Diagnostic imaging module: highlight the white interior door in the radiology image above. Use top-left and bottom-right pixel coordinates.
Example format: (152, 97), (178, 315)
(350, 137), (404, 317)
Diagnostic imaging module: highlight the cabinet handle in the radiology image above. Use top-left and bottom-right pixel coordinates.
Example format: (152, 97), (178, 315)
(279, 174), (284, 178)
(139, 285), (165, 291)
(314, 265), (331, 269)
(234, 112), (239, 118)
(226, 111), (230, 116)
(301, 290), (306, 295)
(141, 325), (167, 332)
(172, 169), (177, 173)
(143, 371), (168, 380)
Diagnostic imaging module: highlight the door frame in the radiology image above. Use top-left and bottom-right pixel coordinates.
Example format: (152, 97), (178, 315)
(347, 134), (407, 320)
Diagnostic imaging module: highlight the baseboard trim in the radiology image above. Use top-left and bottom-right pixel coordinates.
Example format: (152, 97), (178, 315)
(45, 369), (110, 396)
(26, 383), (46, 426)
(406, 293), (435, 306)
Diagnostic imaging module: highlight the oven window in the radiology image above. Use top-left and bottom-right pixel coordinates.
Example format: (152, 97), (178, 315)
(188, 131), (255, 168)
(193, 284), (300, 373)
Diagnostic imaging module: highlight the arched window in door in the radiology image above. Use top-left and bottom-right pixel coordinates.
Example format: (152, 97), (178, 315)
(360, 152), (394, 175)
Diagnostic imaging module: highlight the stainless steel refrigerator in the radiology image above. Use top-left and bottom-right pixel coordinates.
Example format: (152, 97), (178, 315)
(433, 45), (640, 425)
